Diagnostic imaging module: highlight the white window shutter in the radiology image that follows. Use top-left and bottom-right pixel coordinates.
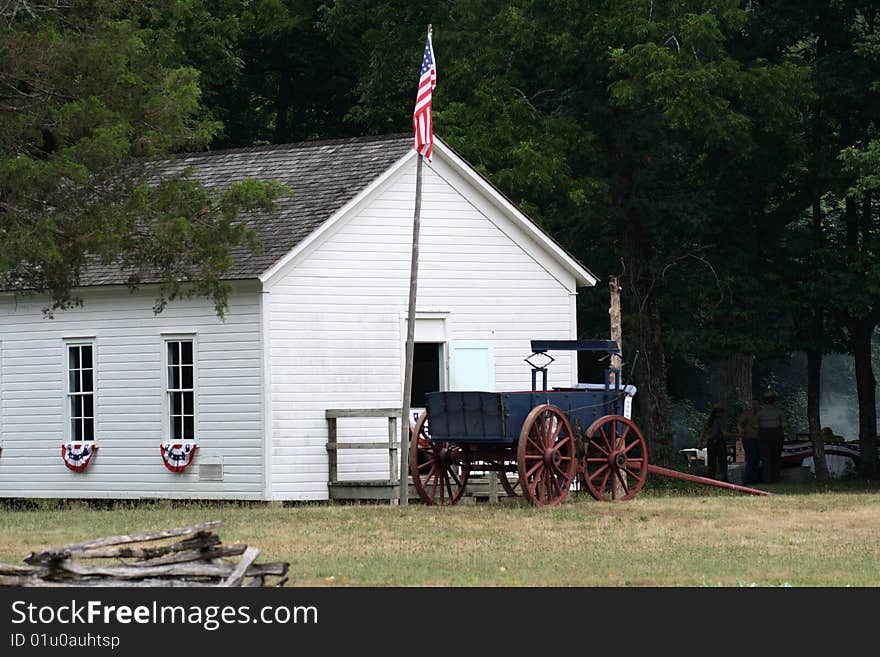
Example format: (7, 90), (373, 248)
(449, 341), (495, 391)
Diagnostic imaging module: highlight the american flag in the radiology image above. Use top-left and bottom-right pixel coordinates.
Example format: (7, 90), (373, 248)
(413, 29), (436, 161)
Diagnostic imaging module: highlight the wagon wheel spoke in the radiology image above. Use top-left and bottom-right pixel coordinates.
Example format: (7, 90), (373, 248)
(614, 468), (630, 495)
(588, 463), (608, 481)
(542, 470), (553, 503)
(623, 439), (642, 454)
(537, 415), (550, 448)
(598, 467), (611, 497)
(588, 441), (610, 457)
(547, 470), (561, 499)
(498, 469), (521, 497)
(418, 457), (436, 471)
(553, 434), (572, 452)
(444, 471), (454, 502)
(623, 466), (642, 481)
(525, 460), (543, 479)
(598, 425), (614, 454)
(552, 461), (571, 480)
(526, 473), (541, 497)
(429, 470), (440, 499)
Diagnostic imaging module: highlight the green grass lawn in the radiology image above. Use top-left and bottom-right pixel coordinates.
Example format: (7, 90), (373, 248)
(1, 478), (878, 586)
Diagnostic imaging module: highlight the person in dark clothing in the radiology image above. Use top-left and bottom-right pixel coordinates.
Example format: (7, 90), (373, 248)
(702, 403), (729, 482)
(757, 390), (788, 483)
(737, 398), (762, 484)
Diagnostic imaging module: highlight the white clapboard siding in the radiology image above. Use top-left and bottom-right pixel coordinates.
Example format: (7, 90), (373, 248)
(0, 283), (264, 499)
(266, 156), (579, 500)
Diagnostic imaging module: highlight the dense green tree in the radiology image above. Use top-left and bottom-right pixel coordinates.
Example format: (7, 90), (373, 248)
(0, 0), (284, 315)
(751, 0), (880, 478)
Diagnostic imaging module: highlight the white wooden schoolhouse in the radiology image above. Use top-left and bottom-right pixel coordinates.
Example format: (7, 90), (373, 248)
(0, 135), (596, 501)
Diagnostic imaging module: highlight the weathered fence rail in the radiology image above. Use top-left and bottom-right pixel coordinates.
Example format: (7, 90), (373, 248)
(0, 521), (289, 587)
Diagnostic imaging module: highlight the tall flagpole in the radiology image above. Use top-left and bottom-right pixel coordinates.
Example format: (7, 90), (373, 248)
(400, 24), (432, 505)
(399, 153), (423, 505)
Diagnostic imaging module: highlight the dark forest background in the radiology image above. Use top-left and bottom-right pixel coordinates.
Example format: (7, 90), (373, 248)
(2, 1), (879, 476)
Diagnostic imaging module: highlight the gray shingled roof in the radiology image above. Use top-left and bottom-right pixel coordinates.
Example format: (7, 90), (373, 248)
(78, 133), (413, 286)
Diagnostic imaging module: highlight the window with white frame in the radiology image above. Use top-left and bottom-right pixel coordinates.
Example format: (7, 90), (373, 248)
(166, 340), (195, 440)
(67, 344), (95, 441)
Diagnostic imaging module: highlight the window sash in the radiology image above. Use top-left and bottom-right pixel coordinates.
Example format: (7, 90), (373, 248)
(67, 344), (95, 442)
(166, 340), (195, 441)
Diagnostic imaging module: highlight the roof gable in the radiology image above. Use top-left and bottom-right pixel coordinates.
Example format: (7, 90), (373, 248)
(75, 133), (594, 289)
(79, 134), (413, 286)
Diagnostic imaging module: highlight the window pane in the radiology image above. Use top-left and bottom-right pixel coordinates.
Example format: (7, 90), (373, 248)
(83, 418), (94, 441)
(171, 392), (182, 416)
(83, 395), (93, 418)
(81, 369), (93, 393)
(168, 342), (179, 366)
(81, 346), (92, 369)
(69, 346), (80, 370)
(71, 419), (79, 441)
(69, 370), (79, 393)
(184, 415), (194, 440)
(183, 391), (193, 416)
(174, 415), (184, 441)
(182, 366), (193, 390)
(181, 341), (193, 365)
(169, 366), (180, 390)
(72, 396), (82, 418)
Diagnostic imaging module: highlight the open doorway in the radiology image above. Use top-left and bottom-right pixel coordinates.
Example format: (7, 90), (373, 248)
(410, 342), (444, 409)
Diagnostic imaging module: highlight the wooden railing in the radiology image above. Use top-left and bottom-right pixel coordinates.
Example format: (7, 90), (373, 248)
(325, 408), (405, 503)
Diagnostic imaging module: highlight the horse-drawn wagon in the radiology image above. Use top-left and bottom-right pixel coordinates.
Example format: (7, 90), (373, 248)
(409, 340), (648, 506)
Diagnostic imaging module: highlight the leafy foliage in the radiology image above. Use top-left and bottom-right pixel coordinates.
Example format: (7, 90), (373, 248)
(0, 1), (284, 314)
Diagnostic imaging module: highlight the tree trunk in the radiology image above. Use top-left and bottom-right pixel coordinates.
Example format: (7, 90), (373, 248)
(628, 291), (672, 463)
(851, 322), (878, 479)
(620, 215), (672, 463)
(806, 348), (829, 481)
(709, 354), (753, 407)
(807, 188), (829, 480)
(611, 137), (672, 463)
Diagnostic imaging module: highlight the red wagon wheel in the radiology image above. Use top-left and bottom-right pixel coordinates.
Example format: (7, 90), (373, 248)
(516, 404), (578, 507)
(409, 411), (470, 505)
(582, 415), (648, 502)
(497, 469), (521, 497)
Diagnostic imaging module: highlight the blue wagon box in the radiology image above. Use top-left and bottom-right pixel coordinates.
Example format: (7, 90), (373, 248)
(425, 386), (637, 445)
(410, 339), (650, 506)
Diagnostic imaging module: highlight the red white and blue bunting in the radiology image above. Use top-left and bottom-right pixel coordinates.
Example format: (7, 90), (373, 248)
(61, 442), (97, 473)
(161, 441), (198, 473)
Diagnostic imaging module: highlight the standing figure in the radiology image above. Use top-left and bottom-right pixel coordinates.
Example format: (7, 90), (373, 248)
(702, 403), (729, 482)
(737, 398), (762, 484)
(757, 390), (788, 483)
